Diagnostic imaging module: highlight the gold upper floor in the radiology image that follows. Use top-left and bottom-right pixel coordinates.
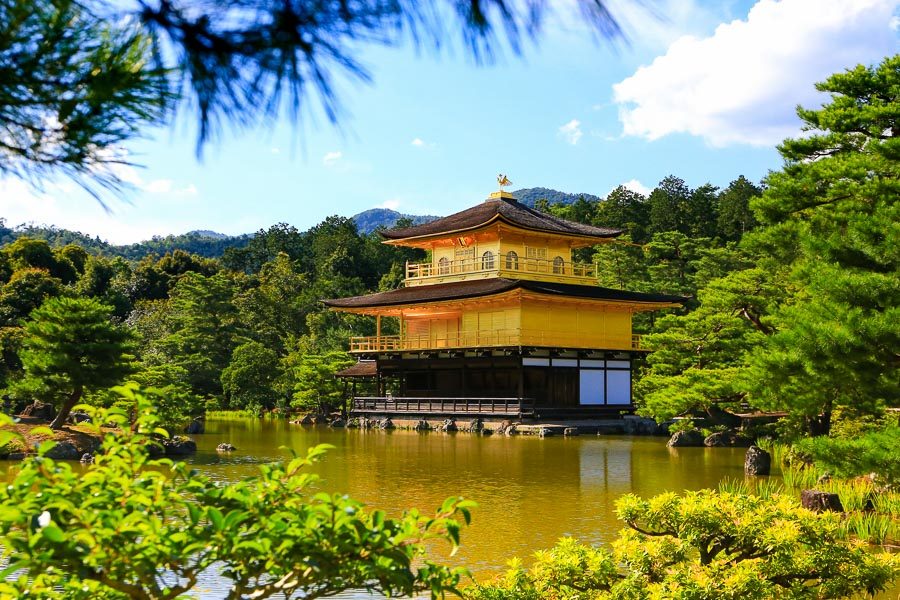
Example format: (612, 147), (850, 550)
(402, 221), (607, 287)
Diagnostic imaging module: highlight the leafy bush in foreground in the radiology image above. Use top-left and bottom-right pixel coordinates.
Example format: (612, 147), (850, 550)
(466, 490), (899, 600)
(0, 387), (472, 599)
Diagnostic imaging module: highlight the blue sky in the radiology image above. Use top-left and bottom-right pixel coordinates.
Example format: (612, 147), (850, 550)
(2, 0), (898, 243)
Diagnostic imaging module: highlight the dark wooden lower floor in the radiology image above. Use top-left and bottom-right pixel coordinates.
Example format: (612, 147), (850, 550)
(341, 350), (636, 419)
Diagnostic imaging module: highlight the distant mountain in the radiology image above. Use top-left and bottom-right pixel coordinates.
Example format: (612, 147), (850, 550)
(351, 209), (439, 235)
(185, 229), (230, 239)
(511, 187), (601, 207)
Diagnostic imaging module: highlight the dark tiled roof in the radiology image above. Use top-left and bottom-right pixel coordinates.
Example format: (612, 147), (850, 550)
(335, 361), (377, 377)
(324, 278), (685, 309)
(381, 198), (622, 240)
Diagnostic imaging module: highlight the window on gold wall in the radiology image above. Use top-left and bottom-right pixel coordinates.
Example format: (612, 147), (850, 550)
(526, 246), (547, 260)
(552, 256), (565, 274)
(505, 250), (519, 270)
(438, 257), (450, 275)
(482, 251), (495, 270)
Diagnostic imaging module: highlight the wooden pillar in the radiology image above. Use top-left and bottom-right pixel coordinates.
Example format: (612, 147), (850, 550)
(376, 314), (382, 347)
(398, 311), (404, 349)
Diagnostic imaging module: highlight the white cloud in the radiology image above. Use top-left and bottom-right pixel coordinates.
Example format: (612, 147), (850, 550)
(558, 119), (583, 145)
(270, 147), (281, 154)
(322, 151), (343, 166)
(620, 179), (651, 196)
(612, 0), (900, 147)
(378, 199), (402, 210)
(411, 138), (425, 147)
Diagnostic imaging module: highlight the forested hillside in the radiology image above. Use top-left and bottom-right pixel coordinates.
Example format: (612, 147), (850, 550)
(351, 209), (438, 234)
(511, 187), (601, 207)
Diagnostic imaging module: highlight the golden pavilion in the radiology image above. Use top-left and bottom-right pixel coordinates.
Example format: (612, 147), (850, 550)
(325, 188), (684, 419)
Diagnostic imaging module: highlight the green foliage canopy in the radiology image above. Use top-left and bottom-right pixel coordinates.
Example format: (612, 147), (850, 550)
(0, 389), (474, 599)
(745, 55), (900, 434)
(19, 296), (135, 428)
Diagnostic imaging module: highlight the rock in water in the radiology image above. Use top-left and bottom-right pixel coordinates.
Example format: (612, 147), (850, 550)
(185, 418), (205, 434)
(378, 417), (395, 430)
(667, 429), (705, 447)
(329, 418), (345, 428)
(412, 419), (431, 431)
(216, 442), (237, 453)
(438, 419), (457, 432)
(45, 442), (81, 460)
(80, 453), (94, 464)
(801, 489), (844, 512)
(467, 418), (484, 433)
(744, 445), (771, 475)
(164, 436), (198, 456)
(704, 430), (754, 447)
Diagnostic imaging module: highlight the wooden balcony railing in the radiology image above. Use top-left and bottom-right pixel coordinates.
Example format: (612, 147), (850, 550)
(352, 396), (535, 417)
(349, 330), (645, 352)
(405, 256), (597, 285)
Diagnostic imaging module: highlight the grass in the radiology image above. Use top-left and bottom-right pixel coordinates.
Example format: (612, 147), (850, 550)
(740, 440), (900, 546)
(718, 477), (784, 499)
(205, 409), (261, 420)
(841, 513), (898, 546)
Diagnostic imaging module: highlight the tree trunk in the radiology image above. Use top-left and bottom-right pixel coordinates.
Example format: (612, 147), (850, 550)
(49, 386), (82, 430)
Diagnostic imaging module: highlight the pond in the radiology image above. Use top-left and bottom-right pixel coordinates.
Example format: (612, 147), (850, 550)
(187, 418), (754, 594)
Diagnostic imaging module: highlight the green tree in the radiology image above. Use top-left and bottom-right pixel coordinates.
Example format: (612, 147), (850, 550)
(0, 390), (473, 598)
(130, 364), (204, 431)
(282, 351), (354, 415)
(638, 267), (784, 421)
(596, 185), (650, 242)
(0, 268), (64, 327)
(3, 238), (76, 283)
(236, 253), (311, 352)
(795, 425), (900, 485)
(592, 236), (648, 291)
(717, 175), (761, 241)
(745, 56), (900, 435)
(19, 297), (134, 428)
(221, 341), (282, 413)
(643, 231), (709, 298)
(688, 183), (719, 238)
(467, 490), (899, 600)
(158, 272), (247, 397)
(648, 175), (691, 235)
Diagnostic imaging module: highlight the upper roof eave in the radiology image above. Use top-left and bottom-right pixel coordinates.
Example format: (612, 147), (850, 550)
(382, 214), (623, 247)
(380, 197), (623, 243)
(323, 278), (687, 310)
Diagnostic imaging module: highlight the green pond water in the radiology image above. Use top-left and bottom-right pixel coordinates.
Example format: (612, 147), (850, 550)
(186, 418), (758, 596)
(13, 418), (898, 598)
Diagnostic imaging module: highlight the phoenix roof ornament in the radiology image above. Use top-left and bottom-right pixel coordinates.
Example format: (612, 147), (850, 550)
(497, 174), (512, 189)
